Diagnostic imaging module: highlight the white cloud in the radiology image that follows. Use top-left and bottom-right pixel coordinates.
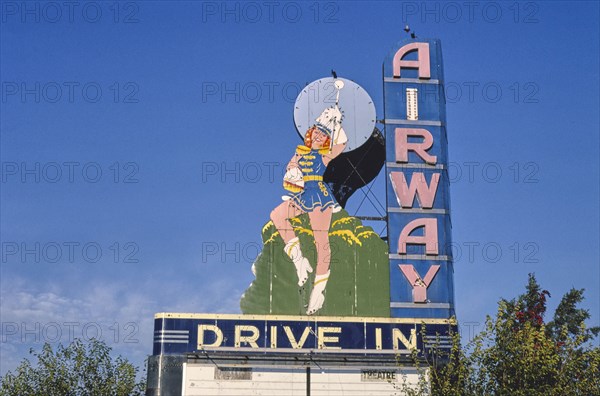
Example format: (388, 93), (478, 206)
(0, 274), (243, 377)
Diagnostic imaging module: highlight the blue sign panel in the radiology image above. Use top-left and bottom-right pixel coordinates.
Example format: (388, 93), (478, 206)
(383, 38), (455, 319)
(153, 313), (455, 357)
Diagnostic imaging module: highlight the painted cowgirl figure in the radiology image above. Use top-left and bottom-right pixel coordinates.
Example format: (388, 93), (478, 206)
(270, 103), (347, 315)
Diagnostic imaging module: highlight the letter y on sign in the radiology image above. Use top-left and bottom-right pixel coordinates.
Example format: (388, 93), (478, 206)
(399, 264), (440, 303)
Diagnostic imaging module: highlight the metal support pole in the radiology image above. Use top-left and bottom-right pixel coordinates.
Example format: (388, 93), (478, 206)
(306, 366), (311, 396)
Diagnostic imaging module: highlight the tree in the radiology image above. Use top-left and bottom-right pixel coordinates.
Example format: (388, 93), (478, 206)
(547, 287), (600, 344)
(404, 274), (600, 396)
(0, 338), (145, 396)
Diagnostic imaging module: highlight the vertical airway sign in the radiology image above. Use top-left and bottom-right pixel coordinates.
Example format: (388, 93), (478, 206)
(383, 39), (455, 319)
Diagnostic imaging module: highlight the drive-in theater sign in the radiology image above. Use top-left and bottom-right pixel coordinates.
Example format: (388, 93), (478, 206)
(146, 37), (456, 396)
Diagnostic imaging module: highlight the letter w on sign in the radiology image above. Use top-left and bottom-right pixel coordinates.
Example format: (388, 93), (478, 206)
(399, 265), (440, 303)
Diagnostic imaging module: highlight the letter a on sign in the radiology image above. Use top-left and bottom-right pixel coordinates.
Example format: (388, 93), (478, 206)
(398, 218), (439, 255)
(392, 42), (431, 79)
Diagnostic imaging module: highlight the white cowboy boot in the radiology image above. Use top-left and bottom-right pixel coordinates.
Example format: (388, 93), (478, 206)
(307, 271), (330, 315)
(284, 237), (313, 287)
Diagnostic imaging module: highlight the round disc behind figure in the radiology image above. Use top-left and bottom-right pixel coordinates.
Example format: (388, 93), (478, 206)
(293, 77), (376, 152)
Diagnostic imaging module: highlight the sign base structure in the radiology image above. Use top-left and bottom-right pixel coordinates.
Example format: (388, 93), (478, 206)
(146, 313), (456, 396)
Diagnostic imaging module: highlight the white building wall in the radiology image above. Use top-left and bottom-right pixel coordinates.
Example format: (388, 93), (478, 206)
(183, 364), (426, 396)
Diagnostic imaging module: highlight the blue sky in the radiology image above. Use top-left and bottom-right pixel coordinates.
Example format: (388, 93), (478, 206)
(1, 1), (599, 376)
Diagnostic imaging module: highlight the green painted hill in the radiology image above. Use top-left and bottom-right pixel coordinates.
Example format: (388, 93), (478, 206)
(240, 210), (390, 317)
